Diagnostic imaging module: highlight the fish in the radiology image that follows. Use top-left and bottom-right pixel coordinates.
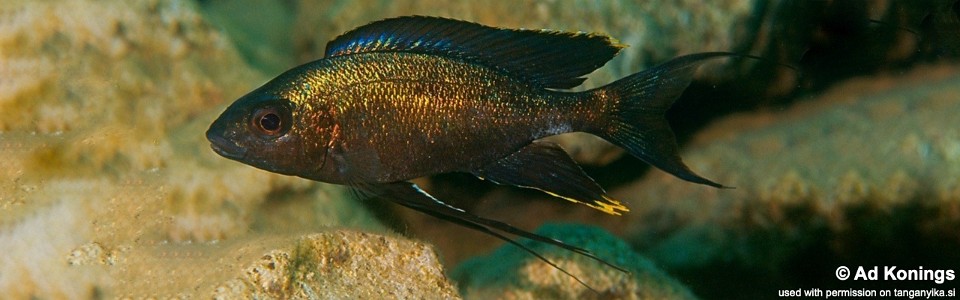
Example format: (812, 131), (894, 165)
(206, 16), (731, 287)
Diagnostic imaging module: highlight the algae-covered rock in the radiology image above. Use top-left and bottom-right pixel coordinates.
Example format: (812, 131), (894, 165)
(617, 63), (960, 296)
(214, 231), (460, 299)
(452, 223), (696, 300)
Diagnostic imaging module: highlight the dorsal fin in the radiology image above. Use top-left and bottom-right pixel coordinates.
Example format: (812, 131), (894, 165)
(325, 16), (624, 89)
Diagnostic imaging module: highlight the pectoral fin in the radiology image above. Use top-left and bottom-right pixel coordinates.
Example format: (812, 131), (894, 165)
(352, 181), (628, 289)
(472, 141), (629, 215)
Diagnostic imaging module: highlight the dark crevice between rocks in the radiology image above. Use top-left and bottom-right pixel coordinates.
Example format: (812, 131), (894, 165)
(668, 0), (957, 142)
(594, 0), (960, 192)
(654, 193), (960, 299)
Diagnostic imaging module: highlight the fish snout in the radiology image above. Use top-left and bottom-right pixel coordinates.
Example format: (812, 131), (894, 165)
(206, 122), (247, 160)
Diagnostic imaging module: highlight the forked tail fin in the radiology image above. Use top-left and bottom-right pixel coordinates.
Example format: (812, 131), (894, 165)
(592, 52), (738, 188)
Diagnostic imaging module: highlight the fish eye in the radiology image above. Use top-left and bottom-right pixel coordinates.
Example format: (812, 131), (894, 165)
(251, 105), (291, 137)
(260, 112), (281, 132)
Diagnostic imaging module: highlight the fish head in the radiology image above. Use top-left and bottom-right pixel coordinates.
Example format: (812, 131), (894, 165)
(206, 88), (328, 178)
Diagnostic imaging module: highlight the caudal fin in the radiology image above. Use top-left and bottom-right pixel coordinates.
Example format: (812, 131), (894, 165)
(592, 52), (736, 188)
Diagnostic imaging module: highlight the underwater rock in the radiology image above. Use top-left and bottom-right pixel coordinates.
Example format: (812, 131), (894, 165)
(452, 223), (696, 300)
(617, 63), (960, 296)
(0, 0), (250, 135)
(214, 231), (460, 299)
(0, 0), (383, 297)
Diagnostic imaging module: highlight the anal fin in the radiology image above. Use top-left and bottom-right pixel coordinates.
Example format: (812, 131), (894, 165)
(472, 141), (629, 215)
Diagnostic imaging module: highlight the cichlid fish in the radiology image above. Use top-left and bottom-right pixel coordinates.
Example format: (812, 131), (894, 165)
(207, 16), (730, 284)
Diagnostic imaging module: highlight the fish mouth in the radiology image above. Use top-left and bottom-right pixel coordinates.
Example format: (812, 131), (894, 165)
(207, 135), (247, 161)
(210, 142), (246, 160)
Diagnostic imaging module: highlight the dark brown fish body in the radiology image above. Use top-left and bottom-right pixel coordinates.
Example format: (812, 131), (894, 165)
(207, 16), (735, 285)
(302, 52), (602, 183)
